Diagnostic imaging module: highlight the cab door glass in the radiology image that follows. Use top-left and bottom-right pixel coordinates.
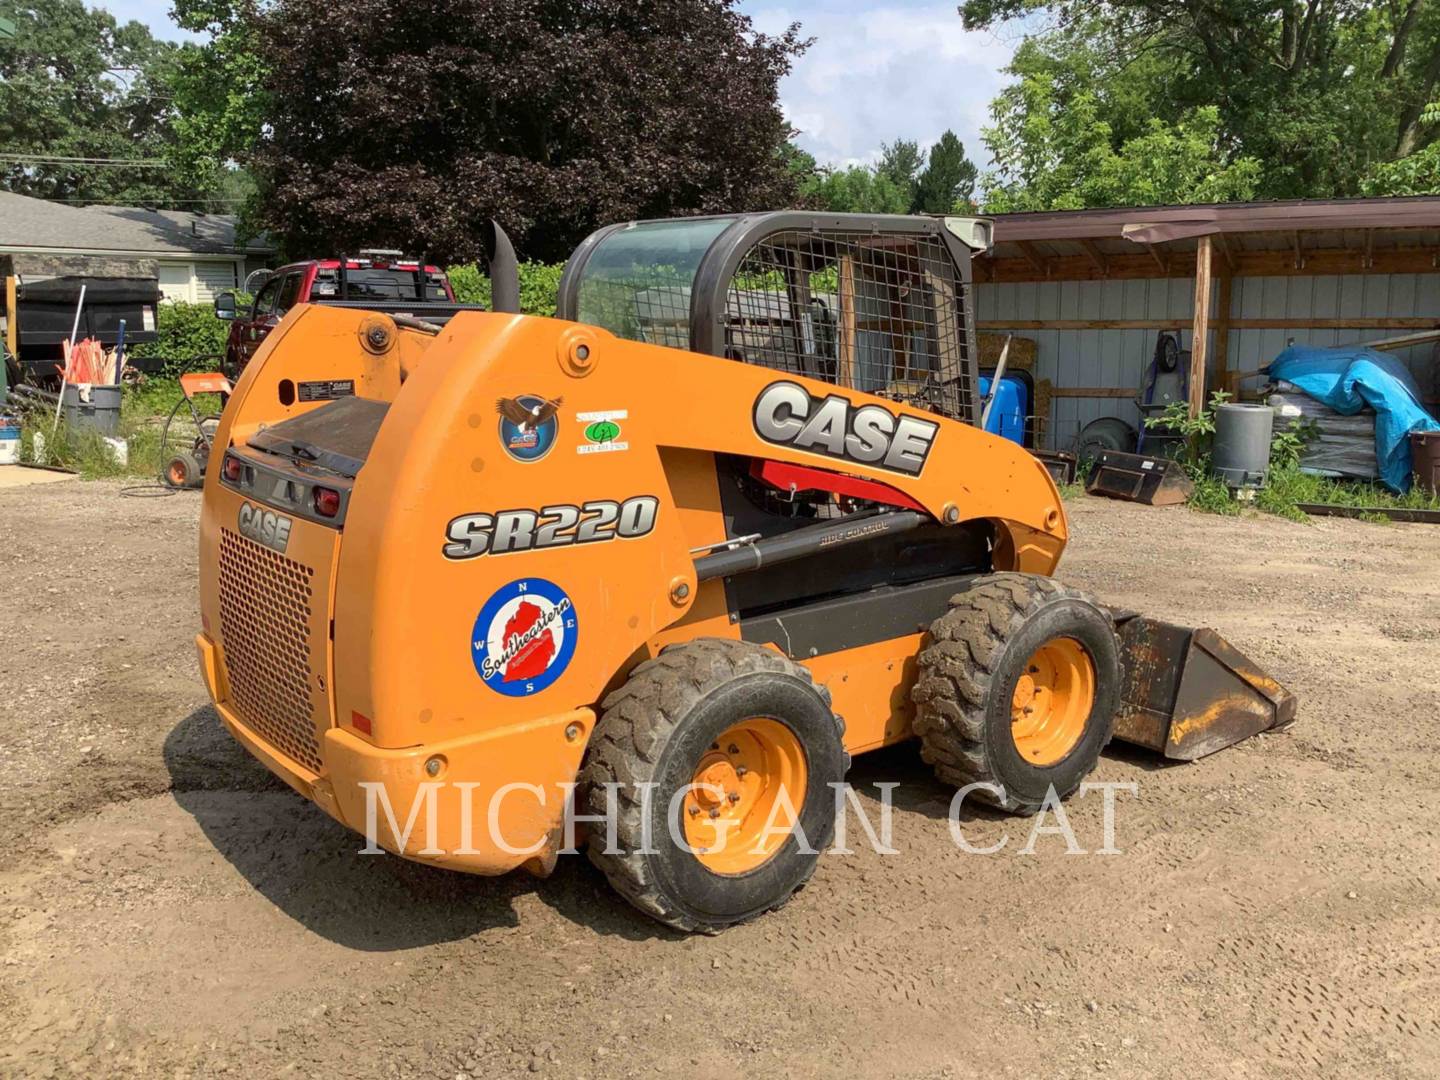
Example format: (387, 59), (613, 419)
(252, 276), (283, 320)
(275, 272), (303, 315)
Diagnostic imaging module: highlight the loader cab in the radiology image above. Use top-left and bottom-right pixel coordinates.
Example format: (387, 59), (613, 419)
(558, 211), (1000, 622)
(557, 212), (993, 426)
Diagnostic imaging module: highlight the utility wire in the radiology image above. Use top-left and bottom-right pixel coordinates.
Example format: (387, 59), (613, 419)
(0, 154), (169, 167)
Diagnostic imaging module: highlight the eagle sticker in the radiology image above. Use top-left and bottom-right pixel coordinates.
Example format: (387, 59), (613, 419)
(496, 394), (563, 463)
(471, 578), (578, 696)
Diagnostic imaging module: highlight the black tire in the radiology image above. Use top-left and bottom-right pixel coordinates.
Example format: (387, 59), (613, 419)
(579, 638), (847, 933)
(163, 451), (202, 489)
(912, 572), (1120, 815)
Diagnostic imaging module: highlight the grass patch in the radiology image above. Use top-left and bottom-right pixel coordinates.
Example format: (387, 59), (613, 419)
(19, 377), (220, 481)
(1187, 473), (1243, 515)
(1255, 464), (1440, 522)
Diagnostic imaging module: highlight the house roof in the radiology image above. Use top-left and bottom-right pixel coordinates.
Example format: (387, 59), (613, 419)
(0, 190), (274, 256)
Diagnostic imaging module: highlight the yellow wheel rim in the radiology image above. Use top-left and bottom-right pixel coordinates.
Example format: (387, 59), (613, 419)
(682, 718), (808, 875)
(1010, 637), (1095, 766)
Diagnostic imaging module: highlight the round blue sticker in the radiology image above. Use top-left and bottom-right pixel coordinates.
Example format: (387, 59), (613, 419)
(471, 578), (578, 696)
(495, 393), (562, 463)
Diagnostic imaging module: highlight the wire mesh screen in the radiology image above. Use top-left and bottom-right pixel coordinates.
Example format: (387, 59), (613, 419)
(718, 230), (978, 424)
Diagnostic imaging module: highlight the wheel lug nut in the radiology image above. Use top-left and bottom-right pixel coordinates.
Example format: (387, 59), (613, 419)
(728, 792), (740, 804)
(727, 744), (739, 754)
(708, 808), (720, 819)
(736, 765), (748, 777)
(688, 805), (699, 817)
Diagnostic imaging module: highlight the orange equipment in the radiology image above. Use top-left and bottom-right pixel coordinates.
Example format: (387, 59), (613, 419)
(195, 214), (1295, 932)
(161, 371), (233, 489)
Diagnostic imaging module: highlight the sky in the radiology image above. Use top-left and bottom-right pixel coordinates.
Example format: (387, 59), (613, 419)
(740, 1), (1019, 168)
(100, 0), (1019, 169)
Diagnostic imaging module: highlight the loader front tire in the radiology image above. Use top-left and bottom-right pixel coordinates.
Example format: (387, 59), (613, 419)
(912, 573), (1120, 815)
(579, 639), (847, 933)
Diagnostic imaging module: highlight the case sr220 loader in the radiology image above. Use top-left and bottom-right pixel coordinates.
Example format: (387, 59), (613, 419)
(195, 213), (1295, 932)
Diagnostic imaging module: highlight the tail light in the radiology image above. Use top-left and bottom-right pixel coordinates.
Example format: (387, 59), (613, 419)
(222, 455), (243, 483)
(313, 486), (341, 518)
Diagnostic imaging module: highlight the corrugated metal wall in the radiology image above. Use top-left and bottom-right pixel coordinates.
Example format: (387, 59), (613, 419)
(976, 273), (1440, 450)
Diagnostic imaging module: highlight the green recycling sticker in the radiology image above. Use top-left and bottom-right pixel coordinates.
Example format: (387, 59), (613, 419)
(577, 410), (629, 455)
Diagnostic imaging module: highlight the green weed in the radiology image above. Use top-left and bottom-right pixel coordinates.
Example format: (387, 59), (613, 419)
(19, 376), (219, 481)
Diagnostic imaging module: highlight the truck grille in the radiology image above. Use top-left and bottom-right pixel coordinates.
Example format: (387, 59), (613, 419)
(217, 528), (325, 773)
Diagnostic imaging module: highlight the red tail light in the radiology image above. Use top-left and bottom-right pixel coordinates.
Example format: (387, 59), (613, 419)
(313, 486), (341, 518)
(222, 455), (242, 483)
(350, 711), (372, 735)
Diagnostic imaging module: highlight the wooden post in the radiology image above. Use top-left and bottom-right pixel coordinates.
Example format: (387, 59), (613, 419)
(1213, 272), (1233, 396)
(4, 274), (16, 360)
(837, 256), (856, 388)
(1189, 235), (1213, 416)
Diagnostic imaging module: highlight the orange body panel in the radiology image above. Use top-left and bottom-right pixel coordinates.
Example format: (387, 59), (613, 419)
(197, 304), (1068, 874)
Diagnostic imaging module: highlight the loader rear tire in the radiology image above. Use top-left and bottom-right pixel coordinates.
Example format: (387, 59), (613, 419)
(579, 639), (847, 934)
(912, 573), (1120, 815)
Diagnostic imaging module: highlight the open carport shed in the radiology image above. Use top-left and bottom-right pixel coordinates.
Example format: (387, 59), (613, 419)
(974, 197), (1440, 450)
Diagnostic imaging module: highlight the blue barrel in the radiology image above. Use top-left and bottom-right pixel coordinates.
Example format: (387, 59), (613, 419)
(979, 375), (1029, 445)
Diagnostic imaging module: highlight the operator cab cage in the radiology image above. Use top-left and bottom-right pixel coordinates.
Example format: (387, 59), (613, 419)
(557, 212), (994, 426)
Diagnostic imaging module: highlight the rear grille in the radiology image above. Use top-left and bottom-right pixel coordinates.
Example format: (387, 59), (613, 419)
(217, 528), (324, 773)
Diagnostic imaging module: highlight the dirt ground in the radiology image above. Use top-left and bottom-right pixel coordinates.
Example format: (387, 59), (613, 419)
(2, 476), (1437, 1079)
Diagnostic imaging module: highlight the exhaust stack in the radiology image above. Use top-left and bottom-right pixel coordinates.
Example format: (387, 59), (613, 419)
(483, 221), (521, 314)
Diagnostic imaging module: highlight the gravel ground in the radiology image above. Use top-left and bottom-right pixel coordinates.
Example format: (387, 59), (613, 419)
(1, 477), (1437, 1078)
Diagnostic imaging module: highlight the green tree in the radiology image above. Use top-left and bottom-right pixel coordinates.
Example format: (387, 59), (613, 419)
(806, 164), (910, 214)
(981, 45), (1261, 212)
(249, 0), (807, 262)
(167, 0), (268, 207)
(0, 0), (203, 205)
(964, 1), (1440, 204)
(877, 138), (924, 205)
(912, 130), (977, 213)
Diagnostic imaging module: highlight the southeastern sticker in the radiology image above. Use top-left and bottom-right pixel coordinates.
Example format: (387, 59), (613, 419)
(576, 409), (628, 455)
(471, 578), (577, 696)
(496, 395), (563, 462)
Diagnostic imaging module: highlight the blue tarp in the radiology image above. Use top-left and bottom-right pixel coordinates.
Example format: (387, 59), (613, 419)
(1266, 345), (1440, 492)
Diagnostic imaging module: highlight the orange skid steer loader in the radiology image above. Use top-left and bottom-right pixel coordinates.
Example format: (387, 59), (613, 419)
(195, 214), (1295, 932)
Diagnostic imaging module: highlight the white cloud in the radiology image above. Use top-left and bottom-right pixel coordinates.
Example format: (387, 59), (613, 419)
(742, 1), (1017, 169)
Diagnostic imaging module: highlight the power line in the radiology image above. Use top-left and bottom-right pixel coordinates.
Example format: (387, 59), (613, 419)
(0, 154), (169, 168)
(37, 197), (246, 206)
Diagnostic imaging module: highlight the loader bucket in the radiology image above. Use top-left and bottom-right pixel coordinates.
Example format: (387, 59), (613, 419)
(1085, 449), (1194, 506)
(1111, 615), (1296, 761)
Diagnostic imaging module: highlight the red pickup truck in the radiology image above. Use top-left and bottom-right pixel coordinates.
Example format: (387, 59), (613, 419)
(214, 254), (457, 375)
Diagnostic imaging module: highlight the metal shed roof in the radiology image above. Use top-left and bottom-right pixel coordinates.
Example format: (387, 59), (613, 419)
(990, 196), (1440, 243)
(980, 197), (1440, 282)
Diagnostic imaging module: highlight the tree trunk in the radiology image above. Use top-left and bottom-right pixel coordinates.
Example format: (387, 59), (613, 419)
(1381, 0), (1424, 80)
(1396, 44), (1440, 156)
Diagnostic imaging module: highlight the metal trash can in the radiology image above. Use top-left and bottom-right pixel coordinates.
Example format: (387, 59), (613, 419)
(62, 384), (122, 436)
(1212, 402), (1274, 488)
